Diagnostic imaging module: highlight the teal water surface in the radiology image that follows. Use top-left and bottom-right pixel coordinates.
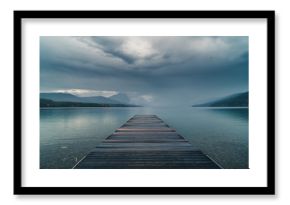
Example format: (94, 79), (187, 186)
(40, 107), (248, 169)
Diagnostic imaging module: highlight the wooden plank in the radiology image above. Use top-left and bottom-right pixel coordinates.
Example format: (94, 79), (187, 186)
(74, 115), (221, 169)
(116, 128), (176, 132)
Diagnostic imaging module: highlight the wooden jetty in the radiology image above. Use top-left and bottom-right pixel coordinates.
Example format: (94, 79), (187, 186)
(74, 115), (221, 169)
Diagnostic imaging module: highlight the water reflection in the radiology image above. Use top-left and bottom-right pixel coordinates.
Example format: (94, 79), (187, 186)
(208, 108), (248, 121)
(40, 107), (248, 169)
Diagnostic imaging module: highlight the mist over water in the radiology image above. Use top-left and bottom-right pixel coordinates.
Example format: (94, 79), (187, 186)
(40, 107), (248, 169)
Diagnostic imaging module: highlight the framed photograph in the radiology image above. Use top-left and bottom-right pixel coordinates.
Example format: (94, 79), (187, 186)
(14, 10), (275, 194)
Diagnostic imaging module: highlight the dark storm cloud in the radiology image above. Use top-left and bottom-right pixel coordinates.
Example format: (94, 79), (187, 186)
(40, 36), (248, 106)
(77, 37), (137, 64)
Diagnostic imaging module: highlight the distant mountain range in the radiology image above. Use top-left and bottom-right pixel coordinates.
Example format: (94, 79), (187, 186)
(40, 92), (137, 107)
(40, 99), (139, 108)
(192, 91), (248, 107)
(108, 93), (130, 104)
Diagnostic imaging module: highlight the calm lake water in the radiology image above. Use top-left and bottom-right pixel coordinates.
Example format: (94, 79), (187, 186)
(40, 107), (248, 169)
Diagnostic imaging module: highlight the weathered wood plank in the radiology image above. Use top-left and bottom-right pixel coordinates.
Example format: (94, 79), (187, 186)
(74, 115), (221, 169)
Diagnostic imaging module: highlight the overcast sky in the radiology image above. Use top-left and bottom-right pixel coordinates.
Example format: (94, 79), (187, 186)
(40, 36), (248, 106)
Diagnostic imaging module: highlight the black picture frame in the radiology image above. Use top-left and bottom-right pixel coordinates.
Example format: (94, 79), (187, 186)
(14, 10), (275, 195)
